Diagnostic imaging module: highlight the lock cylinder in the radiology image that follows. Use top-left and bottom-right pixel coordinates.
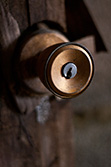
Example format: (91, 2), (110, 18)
(37, 42), (94, 98)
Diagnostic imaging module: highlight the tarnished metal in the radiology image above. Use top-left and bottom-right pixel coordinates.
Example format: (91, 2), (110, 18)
(15, 26), (68, 95)
(15, 24), (94, 98)
(38, 42), (94, 98)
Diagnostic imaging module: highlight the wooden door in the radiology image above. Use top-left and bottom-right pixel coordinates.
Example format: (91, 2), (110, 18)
(0, 0), (106, 167)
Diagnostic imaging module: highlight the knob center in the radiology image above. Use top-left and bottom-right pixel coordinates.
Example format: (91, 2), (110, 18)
(62, 62), (77, 79)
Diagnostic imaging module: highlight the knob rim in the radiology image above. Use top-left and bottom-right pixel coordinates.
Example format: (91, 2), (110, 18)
(44, 42), (94, 98)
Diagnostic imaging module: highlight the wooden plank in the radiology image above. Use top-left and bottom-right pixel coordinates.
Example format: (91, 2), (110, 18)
(0, 2), (41, 166)
(0, 0), (29, 82)
(0, 98), (41, 167)
(84, 0), (111, 51)
(55, 100), (75, 167)
(0, 1), (20, 83)
(37, 99), (75, 167)
(0, 1), (20, 49)
(29, 0), (66, 31)
(45, 0), (66, 31)
(65, 0), (106, 52)
(9, 0), (29, 32)
(28, 0), (46, 25)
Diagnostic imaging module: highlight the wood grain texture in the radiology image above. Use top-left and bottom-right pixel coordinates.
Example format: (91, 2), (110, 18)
(29, 0), (66, 31)
(28, 0), (46, 25)
(0, 99), (41, 167)
(37, 99), (75, 167)
(0, 0), (20, 83)
(45, 0), (66, 31)
(8, 0), (29, 32)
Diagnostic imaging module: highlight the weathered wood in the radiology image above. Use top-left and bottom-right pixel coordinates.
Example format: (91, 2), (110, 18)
(0, 1), (41, 167)
(65, 0), (107, 52)
(8, 0), (29, 32)
(28, 0), (46, 25)
(37, 99), (75, 167)
(0, 1), (20, 83)
(29, 0), (66, 31)
(45, 0), (66, 31)
(0, 1), (20, 49)
(0, 99), (41, 167)
(0, 1), (75, 166)
(0, 1), (97, 167)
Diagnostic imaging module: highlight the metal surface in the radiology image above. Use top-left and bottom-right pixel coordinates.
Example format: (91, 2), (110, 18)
(62, 62), (77, 79)
(15, 25), (94, 98)
(15, 26), (68, 95)
(38, 42), (94, 98)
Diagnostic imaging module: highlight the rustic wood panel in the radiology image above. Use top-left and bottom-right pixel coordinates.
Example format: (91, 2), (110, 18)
(0, 1), (75, 167)
(29, 0), (66, 31)
(28, 0), (46, 25)
(0, 1), (20, 83)
(0, 98), (41, 167)
(8, 0), (29, 32)
(45, 0), (66, 31)
(37, 100), (75, 167)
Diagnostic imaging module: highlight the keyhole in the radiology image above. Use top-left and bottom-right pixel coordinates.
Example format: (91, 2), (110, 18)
(62, 62), (77, 79)
(66, 67), (73, 79)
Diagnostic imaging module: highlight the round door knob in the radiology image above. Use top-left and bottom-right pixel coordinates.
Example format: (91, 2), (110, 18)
(13, 24), (94, 98)
(37, 42), (94, 98)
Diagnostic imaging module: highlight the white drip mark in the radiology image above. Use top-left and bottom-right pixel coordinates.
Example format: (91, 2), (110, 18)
(35, 96), (51, 124)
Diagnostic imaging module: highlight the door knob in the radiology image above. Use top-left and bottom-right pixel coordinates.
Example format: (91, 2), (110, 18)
(13, 23), (94, 98)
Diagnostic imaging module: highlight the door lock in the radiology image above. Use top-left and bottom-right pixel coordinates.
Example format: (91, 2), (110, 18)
(13, 23), (94, 98)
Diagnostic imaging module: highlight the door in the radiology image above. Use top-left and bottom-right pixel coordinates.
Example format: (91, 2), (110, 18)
(0, 0), (107, 167)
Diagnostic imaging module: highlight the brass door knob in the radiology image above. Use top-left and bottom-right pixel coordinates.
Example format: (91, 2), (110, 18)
(38, 42), (94, 98)
(13, 24), (94, 98)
